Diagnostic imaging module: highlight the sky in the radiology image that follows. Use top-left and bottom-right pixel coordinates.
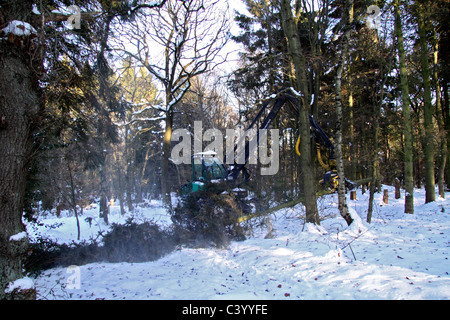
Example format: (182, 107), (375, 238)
(221, 0), (249, 73)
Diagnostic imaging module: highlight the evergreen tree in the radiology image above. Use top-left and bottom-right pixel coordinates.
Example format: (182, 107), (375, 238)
(230, 0), (287, 99)
(0, 0), (164, 300)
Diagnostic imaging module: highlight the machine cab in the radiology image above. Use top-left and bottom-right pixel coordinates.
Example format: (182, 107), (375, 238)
(182, 151), (228, 194)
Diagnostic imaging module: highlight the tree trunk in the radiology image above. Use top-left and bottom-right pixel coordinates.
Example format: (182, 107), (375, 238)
(416, 4), (436, 203)
(124, 125), (135, 212)
(0, 34), (40, 299)
(395, 177), (401, 199)
(99, 164), (109, 224)
(394, 0), (414, 213)
(444, 78), (450, 189)
(116, 166), (126, 215)
(433, 30), (447, 199)
(383, 189), (389, 204)
(334, 0), (354, 226)
(367, 101), (380, 224)
(99, 194), (109, 225)
(349, 75), (356, 181)
(161, 109), (173, 208)
(67, 162), (81, 241)
(280, 0), (319, 225)
(125, 159), (134, 212)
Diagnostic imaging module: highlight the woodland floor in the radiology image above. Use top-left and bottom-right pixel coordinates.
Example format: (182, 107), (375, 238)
(28, 186), (450, 300)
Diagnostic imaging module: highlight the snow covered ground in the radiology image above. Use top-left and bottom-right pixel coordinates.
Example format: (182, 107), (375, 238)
(28, 186), (450, 300)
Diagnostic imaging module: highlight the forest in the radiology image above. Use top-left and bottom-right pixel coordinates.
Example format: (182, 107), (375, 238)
(0, 0), (449, 300)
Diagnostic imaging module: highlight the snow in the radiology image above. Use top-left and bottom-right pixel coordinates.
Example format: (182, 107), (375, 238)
(167, 85), (190, 109)
(51, 7), (73, 15)
(289, 87), (303, 98)
(2, 20), (37, 37)
(29, 186), (450, 300)
(5, 277), (34, 294)
(9, 231), (27, 242)
(32, 4), (41, 15)
(26, 199), (171, 244)
(347, 207), (368, 234)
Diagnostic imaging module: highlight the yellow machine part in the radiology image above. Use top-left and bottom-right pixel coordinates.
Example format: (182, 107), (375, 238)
(295, 134), (302, 157)
(295, 135), (331, 171)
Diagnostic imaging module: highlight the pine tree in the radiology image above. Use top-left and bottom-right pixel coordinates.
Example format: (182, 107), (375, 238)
(230, 0), (287, 98)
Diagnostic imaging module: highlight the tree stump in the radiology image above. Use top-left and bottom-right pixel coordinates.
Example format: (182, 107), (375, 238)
(383, 189), (389, 204)
(394, 178), (401, 199)
(350, 190), (357, 201)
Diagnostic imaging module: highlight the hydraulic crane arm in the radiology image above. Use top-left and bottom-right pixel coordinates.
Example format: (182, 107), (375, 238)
(226, 89), (335, 181)
(226, 94), (291, 180)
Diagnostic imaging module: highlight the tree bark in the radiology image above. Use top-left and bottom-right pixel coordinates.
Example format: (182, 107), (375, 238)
(99, 164), (109, 224)
(161, 109), (174, 207)
(394, 0), (414, 213)
(280, 0), (319, 225)
(367, 38), (382, 224)
(334, 0), (354, 226)
(125, 126), (135, 212)
(444, 77), (450, 189)
(0, 33), (41, 299)
(416, 4), (436, 203)
(433, 29), (447, 199)
(383, 189), (389, 204)
(367, 102), (380, 224)
(67, 162), (81, 241)
(349, 75), (356, 181)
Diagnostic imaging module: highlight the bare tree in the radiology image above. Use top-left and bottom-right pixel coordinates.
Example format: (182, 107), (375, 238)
(181, 73), (238, 131)
(113, 0), (231, 205)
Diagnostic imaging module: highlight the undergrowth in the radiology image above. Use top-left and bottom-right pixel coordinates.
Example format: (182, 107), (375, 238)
(26, 183), (251, 274)
(171, 183), (247, 248)
(25, 218), (176, 275)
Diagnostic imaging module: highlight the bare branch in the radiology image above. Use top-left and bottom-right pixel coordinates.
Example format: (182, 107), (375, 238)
(110, 0), (231, 109)
(130, 0), (168, 14)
